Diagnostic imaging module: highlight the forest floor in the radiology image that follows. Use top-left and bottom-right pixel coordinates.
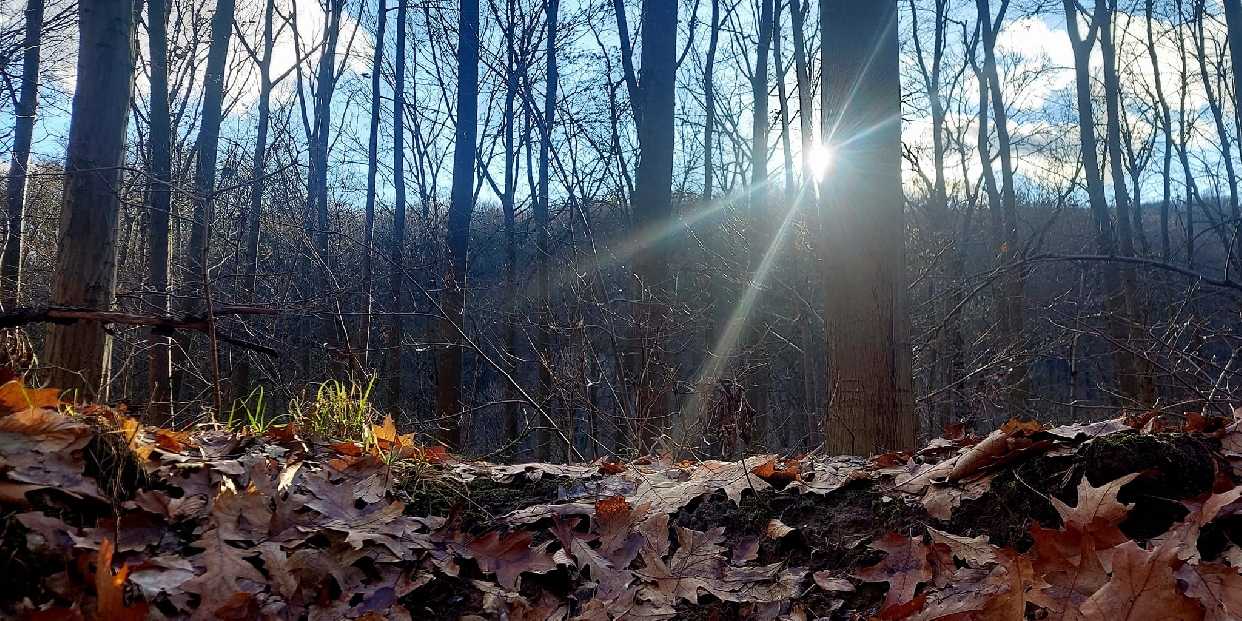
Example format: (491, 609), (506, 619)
(2, 378), (1241, 620)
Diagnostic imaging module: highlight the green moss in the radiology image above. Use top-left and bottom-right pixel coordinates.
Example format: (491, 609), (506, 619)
(1081, 432), (1214, 539)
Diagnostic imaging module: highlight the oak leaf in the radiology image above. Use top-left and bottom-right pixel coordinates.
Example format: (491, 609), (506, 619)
(852, 532), (933, 611)
(1177, 562), (1242, 621)
(1079, 540), (1203, 621)
(466, 529), (558, 590)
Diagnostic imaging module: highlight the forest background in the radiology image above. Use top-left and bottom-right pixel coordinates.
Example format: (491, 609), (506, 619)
(0, 0), (1238, 461)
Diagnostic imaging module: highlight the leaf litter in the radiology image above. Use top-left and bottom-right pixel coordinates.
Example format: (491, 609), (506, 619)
(4, 394), (1242, 619)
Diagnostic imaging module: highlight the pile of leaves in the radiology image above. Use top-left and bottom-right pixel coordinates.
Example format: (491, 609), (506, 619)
(5, 381), (1242, 620)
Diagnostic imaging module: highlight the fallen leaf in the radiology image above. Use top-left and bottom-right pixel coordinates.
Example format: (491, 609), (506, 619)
(853, 532), (933, 611)
(466, 530), (558, 590)
(93, 538), (148, 621)
(812, 572), (855, 593)
(0, 378), (61, 414)
(1080, 540), (1203, 621)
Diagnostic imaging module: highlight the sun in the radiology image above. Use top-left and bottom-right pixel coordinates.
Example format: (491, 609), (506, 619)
(808, 143), (834, 181)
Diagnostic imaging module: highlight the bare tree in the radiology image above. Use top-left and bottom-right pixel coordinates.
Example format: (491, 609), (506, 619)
(360, 0), (387, 368)
(387, 0), (409, 409)
(1, 0), (44, 309)
(44, 0), (140, 397)
(630, 0), (678, 450)
(436, 0), (480, 448)
(146, 0), (174, 422)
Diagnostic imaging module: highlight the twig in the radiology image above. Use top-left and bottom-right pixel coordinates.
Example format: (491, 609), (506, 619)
(0, 306), (281, 358)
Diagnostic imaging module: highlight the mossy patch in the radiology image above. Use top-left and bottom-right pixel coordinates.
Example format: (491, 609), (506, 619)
(1080, 432), (1215, 539)
(400, 474), (577, 533)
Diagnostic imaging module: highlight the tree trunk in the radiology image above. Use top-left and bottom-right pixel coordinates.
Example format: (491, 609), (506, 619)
(387, 0), (408, 410)
(1100, 0), (1155, 405)
(746, 0), (774, 449)
(234, 0), (278, 404)
(2, 0), (44, 309)
(1146, 0), (1174, 265)
(790, 0), (813, 181)
(146, 0), (173, 424)
(820, 0), (915, 454)
(629, 0), (677, 451)
(1194, 0), (1241, 272)
(977, 0), (1028, 417)
(1063, 0), (1141, 402)
(179, 0), (236, 414)
(436, 0), (479, 449)
(360, 0), (386, 370)
(310, 0), (346, 373)
(702, 0), (719, 200)
(535, 0), (560, 461)
(44, 0), (139, 397)
(1224, 0), (1242, 128)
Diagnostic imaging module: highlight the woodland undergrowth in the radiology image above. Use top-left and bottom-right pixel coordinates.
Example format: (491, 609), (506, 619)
(2, 375), (1242, 620)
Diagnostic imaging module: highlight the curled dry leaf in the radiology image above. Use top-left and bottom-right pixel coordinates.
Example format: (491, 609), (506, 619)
(852, 532), (933, 611)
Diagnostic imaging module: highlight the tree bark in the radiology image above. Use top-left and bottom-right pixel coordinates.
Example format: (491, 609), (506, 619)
(820, 0), (915, 454)
(977, 0), (1029, 417)
(44, 0), (139, 397)
(234, 0), (278, 405)
(746, 0), (774, 449)
(535, 0), (560, 461)
(387, 0), (408, 410)
(175, 0), (237, 413)
(1063, 0), (1141, 402)
(436, 0), (479, 449)
(360, 0), (387, 370)
(1100, 0), (1156, 405)
(146, 0), (174, 424)
(2, 0), (44, 309)
(629, 0), (677, 451)
(702, 0), (719, 200)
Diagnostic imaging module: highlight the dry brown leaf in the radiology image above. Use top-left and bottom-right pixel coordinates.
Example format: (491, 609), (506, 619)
(92, 538), (148, 621)
(1053, 473), (1140, 534)
(1079, 540), (1203, 621)
(1178, 562), (1242, 621)
(0, 378), (61, 414)
(765, 519), (794, 539)
(812, 572), (855, 593)
(466, 530), (559, 590)
(926, 527), (996, 568)
(852, 532), (933, 611)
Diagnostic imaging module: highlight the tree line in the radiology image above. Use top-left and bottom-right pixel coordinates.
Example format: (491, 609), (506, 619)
(2, 0), (1242, 460)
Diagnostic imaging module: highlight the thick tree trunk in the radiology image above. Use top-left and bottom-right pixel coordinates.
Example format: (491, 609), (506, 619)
(820, 0), (915, 455)
(44, 0), (139, 397)
(629, 0), (677, 451)
(387, 0), (408, 410)
(146, 0), (174, 424)
(436, 0), (479, 449)
(2, 0), (44, 309)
